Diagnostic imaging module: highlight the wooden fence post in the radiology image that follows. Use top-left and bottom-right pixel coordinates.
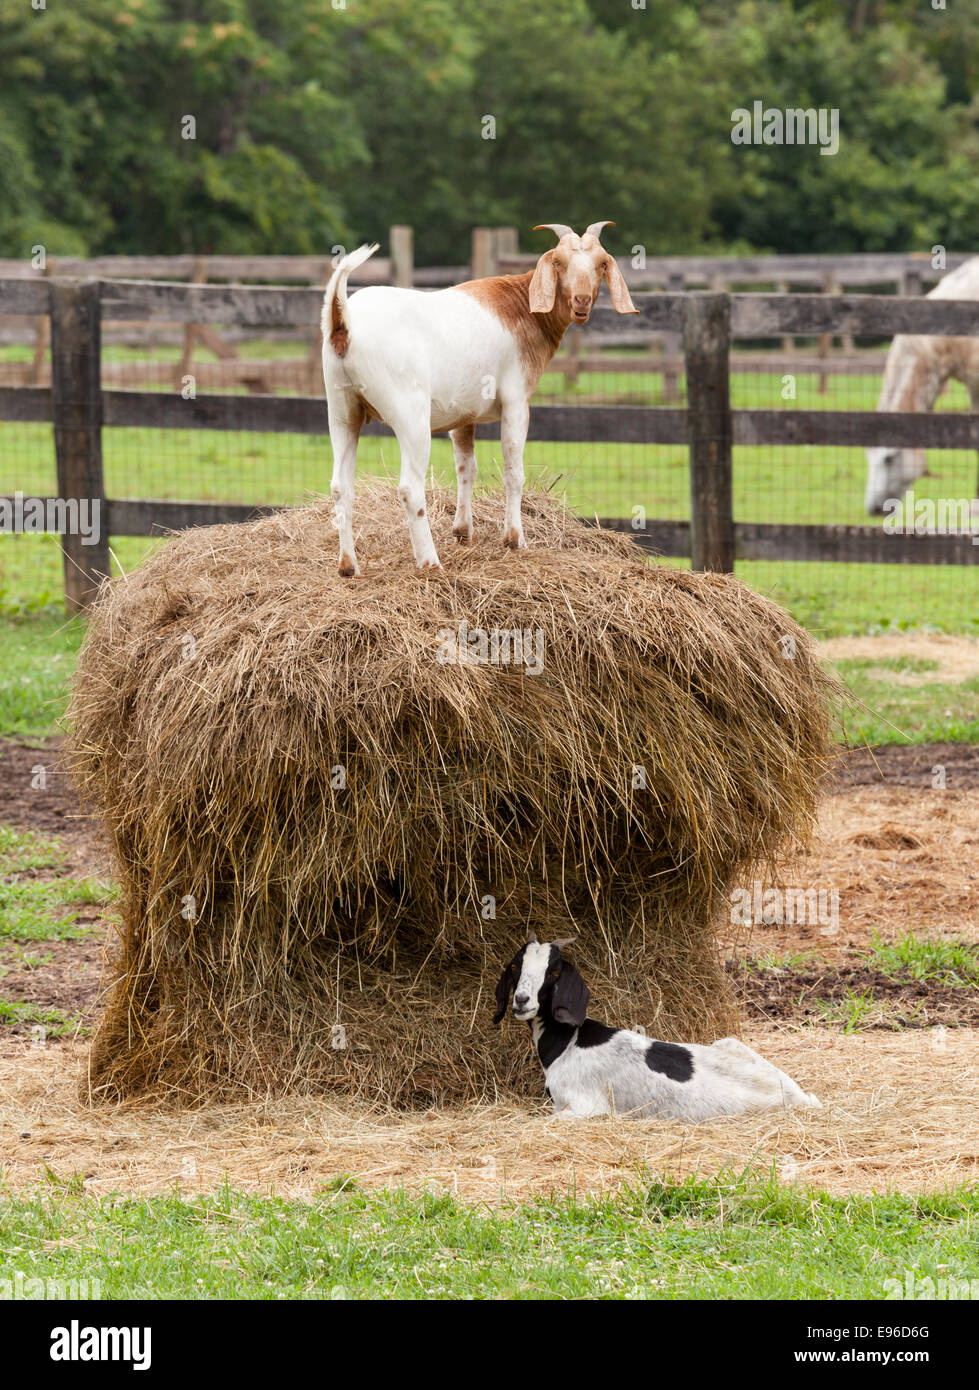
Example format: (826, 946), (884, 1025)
(662, 270), (685, 401)
(50, 278), (109, 610)
(902, 265), (923, 298)
(819, 271), (844, 392)
(777, 280), (794, 355)
(470, 227), (495, 279)
(390, 225), (414, 287)
(684, 292), (734, 573)
(493, 226), (518, 263)
(30, 312), (50, 386)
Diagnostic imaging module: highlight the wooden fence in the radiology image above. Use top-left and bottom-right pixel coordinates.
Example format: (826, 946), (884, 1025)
(0, 275), (978, 610)
(2, 241), (974, 399)
(2, 241), (965, 290)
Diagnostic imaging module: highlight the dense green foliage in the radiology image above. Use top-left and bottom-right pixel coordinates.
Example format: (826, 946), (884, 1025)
(2, 0), (979, 262)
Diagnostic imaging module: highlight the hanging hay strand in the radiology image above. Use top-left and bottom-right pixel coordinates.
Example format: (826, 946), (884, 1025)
(66, 486), (838, 1107)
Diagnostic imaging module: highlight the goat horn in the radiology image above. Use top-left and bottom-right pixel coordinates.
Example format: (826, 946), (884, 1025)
(526, 927), (539, 943)
(584, 221), (614, 242)
(533, 223), (574, 242)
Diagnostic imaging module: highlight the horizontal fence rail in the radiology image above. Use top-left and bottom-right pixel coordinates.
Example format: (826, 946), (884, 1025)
(1, 275), (978, 607)
(4, 497), (973, 569)
(497, 250), (975, 289)
(4, 247), (969, 289)
(597, 518), (979, 566)
(5, 387), (979, 451)
(6, 280), (979, 336)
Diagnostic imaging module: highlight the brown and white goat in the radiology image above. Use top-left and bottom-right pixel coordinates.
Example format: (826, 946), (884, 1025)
(321, 223), (638, 575)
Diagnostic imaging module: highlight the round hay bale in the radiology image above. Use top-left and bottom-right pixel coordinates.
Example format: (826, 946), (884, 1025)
(67, 486), (838, 1107)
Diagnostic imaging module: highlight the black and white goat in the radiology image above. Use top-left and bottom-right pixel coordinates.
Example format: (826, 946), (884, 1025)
(493, 933), (820, 1120)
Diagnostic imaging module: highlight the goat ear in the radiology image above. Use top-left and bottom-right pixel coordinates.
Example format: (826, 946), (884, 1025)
(603, 257), (638, 315)
(492, 965), (514, 1026)
(529, 252), (558, 314)
(552, 960), (590, 1027)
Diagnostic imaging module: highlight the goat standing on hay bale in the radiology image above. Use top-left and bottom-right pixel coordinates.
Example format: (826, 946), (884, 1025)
(321, 222), (637, 576)
(494, 933), (821, 1120)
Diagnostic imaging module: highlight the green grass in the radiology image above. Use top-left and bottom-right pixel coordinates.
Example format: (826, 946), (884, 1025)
(0, 1172), (975, 1299)
(0, 877), (105, 943)
(0, 826), (66, 873)
(0, 608), (85, 738)
(0, 998), (76, 1036)
(1, 356), (978, 637)
(840, 655), (940, 674)
(863, 932), (979, 988)
(833, 660), (979, 746)
(0, 825), (115, 944)
(812, 986), (882, 1033)
(0, 824), (103, 1037)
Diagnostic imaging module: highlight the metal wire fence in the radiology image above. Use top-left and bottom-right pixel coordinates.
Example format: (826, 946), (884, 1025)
(0, 277), (977, 634)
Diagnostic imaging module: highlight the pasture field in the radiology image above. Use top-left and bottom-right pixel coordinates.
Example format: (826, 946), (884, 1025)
(1, 1174), (977, 1300)
(1, 351), (978, 642)
(0, 355), (976, 1301)
(0, 725), (977, 1300)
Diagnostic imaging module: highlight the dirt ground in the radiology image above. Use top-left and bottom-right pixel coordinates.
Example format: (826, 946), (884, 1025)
(0, 732), (977, 1199)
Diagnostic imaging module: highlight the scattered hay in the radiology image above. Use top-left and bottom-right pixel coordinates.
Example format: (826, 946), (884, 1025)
(819, 633), (979, 686)
(2, 1027), (975, 1200)
(66, 486), (837, 1106)
(850, 824), (922, 851)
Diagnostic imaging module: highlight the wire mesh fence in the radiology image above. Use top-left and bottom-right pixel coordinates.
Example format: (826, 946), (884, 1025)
(0, 277), (976, 636)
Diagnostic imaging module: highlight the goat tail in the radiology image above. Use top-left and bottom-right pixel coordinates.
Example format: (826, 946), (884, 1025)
(321, 242), (379, 356)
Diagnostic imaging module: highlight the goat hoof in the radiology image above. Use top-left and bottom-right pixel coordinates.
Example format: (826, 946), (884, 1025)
(453, 525), (473, 545)
(338, 554), (360, 578)
(502, 529), (525, 551)
(417, 558), (442, 571)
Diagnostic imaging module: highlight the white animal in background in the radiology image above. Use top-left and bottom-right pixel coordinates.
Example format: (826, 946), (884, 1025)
(321, 223), (638, 576)
(493, 932), (821, 1121)
(865, 256), (979, 517)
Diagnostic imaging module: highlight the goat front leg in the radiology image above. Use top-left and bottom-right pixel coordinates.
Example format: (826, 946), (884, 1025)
(450, 423), (477, 543)
(394, 416), (441, 569)
(501, 399), (529, 550)
(328, 394), (363, 577)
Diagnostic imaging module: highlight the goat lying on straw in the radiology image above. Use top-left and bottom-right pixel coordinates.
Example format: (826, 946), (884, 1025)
(494, 933), (820, 1120)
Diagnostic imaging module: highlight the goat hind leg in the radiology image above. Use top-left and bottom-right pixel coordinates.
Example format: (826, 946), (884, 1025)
(328, 397), (363, 577)
(450, 424), (477, 543)
(394, 417), (440, 569)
